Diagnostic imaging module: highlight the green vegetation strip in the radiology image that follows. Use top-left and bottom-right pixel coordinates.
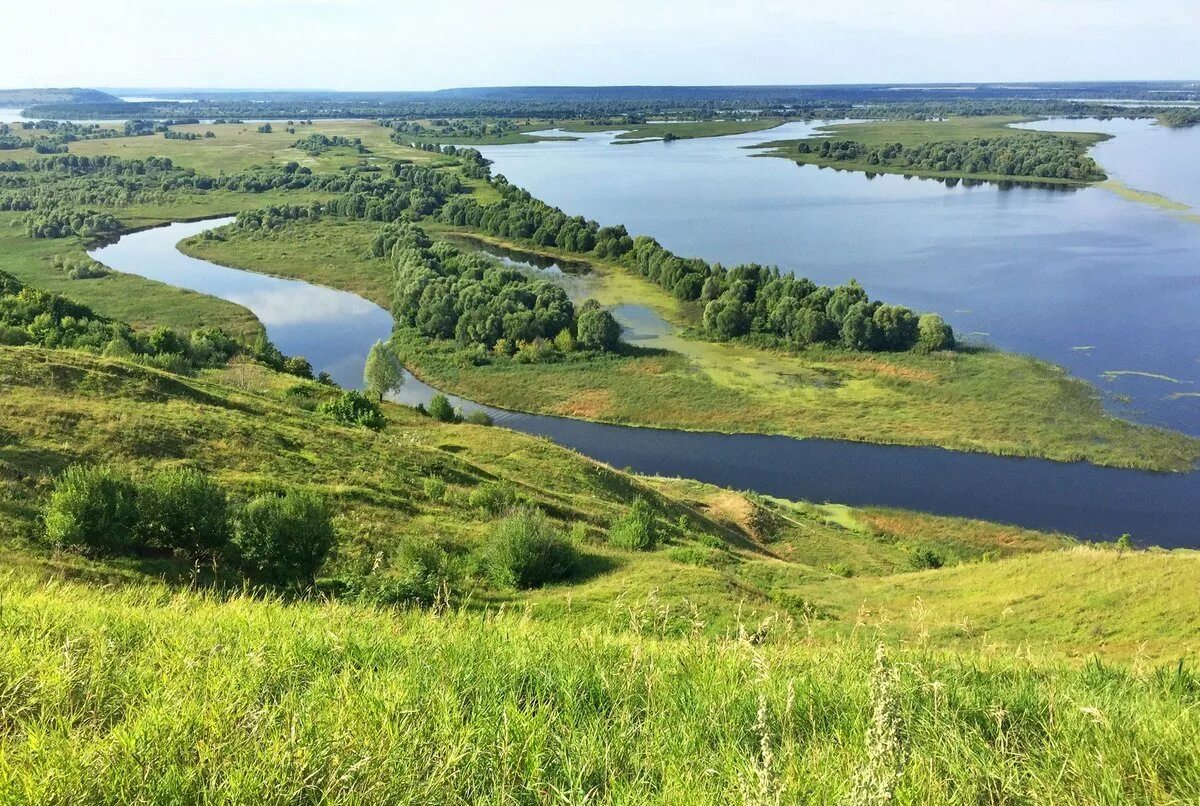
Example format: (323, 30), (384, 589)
(755, 116), (1110, 185)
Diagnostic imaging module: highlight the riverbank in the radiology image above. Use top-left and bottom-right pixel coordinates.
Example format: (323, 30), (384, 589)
(179, 217), (1200, 472)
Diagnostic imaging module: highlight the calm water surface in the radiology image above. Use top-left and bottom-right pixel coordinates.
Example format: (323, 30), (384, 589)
(90, 220), (1200, 547)
(478, 121), (1200, 434)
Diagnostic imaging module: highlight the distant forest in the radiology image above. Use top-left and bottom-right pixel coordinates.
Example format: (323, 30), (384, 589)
(17, 81), (1200, 122)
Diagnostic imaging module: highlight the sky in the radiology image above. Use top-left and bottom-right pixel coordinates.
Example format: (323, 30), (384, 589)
(3, 0), (1199, 91)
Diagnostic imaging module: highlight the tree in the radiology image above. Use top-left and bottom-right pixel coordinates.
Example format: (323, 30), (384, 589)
(840, 300), (878, 351)
(871, 305), (919, 351)
(608, 496), (659, 550)
(427, 393), (458, 422)
(826, 281), (868, 323)
(43, 465), (139, 556)
(576, 300), (621, 351)
(233, 491), (336, 586)
(363, 340), (404, 401)
(916, 314), (955, 353)
(138, 467), (230, 560)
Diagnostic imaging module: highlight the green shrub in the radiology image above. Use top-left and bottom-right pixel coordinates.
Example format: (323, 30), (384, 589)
(827, 562), (855, 578)
(282, 355), (314, 379)
(43, 465), (140, 556)
(482, 509), (577, 589)
(666, 546), (731, 569)
(349, 540), (452, 607)
(422, 476), (448, 501)
(318, 390), (385, 430)
(138, 467), (230, 560)
(465, 410), (494, 426)
(609, 496), (659, 551)
(428, 393), (458, 422)
(469, 481), (520, 514)
(138, 351), (193, 375)
(233, 492), (336, 586)
(910, 547), (945, 570)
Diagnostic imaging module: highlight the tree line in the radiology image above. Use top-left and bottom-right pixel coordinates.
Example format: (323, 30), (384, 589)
(795, 135), (1106, 181)
(434, 179), (953, 353)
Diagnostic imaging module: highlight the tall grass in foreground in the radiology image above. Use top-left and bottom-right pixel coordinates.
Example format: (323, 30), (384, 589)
(0, 568), (1196, 804)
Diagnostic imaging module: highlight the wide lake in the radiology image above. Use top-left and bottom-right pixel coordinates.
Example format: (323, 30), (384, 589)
(92, 219), (1200, 547)
(478, 120), (1200, 435)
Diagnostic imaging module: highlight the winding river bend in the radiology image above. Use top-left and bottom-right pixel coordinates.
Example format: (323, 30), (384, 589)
(91, 219), (1200, 547)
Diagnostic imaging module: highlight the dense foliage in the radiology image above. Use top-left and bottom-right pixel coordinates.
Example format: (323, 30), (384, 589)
(43, 464), (337, 585)
(0, 269), (320, 376)
(233, 491), (337, 585)
(796, 134), (1106, 181)
(0, 120), (121, 152)
(377, 222), (620, 355)
(291, 133), (366, 155)
(1160, 108), (1200, 128)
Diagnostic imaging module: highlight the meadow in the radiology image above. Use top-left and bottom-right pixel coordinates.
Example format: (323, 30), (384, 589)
(3, 562), (1199, 804)
(4, 119), (446, 173)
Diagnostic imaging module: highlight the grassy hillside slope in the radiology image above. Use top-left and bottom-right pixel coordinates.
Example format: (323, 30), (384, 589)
(2, 564), (1198, 804)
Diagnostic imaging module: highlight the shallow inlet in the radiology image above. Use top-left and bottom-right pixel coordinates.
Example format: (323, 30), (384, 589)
(91, 219), (1200, 547)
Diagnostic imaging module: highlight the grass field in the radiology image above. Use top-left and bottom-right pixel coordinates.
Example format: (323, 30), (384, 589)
(754, 116), (1110, 184)
(4, 562), (1199, 804)
(0, 346), (1073, 629)
(2, 344), (1197, 659)
(3, 120), (447, 173)
(181, 217), (1200, 472)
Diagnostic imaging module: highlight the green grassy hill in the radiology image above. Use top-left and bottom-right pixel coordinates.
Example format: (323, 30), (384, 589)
(2, 346), (1199, 801)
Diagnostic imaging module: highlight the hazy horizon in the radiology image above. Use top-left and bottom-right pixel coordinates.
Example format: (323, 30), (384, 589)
(3, 0), (1197, 91)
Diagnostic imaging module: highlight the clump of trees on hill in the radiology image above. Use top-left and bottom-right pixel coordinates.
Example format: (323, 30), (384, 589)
(44, 464), (336, 587)
(375, 223), (621, 358)
(796, 135), (1106, 181)
(291, 133), (366, 155)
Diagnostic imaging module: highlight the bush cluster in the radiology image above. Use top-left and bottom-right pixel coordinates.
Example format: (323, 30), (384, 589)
(482, 509), (578, 589)
(43, 465), (336, 586)
(608, 496), (660, 551)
